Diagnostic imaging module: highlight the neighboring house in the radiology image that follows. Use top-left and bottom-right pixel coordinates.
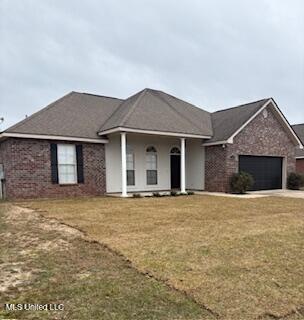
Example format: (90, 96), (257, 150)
(0, 88), (302, 199)
(292, 124), (304, 173)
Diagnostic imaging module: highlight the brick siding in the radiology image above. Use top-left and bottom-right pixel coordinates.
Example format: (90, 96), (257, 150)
(296, 159), (304, 174)
(205, 105), (296, 192)
(0, 138), (106, 199)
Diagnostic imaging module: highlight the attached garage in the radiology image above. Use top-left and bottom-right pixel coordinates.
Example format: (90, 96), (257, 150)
(239, 155), (283, 191)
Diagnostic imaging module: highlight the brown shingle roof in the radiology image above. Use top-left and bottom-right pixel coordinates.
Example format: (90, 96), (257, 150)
(4, 89), (299, 148)
(207, 99), (270, 143)
(98, 88), (213, 137)
(5, 92), (122, 140)
(292, 124), (304, 158)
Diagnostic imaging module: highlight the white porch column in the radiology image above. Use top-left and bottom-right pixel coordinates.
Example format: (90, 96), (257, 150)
(180, 137), (186, 194)
(121, 132), (127, 197)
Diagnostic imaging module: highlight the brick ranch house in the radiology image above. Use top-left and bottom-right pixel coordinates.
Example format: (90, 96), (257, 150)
(0, 88), (303, 199)
(292, 124), (304, 173)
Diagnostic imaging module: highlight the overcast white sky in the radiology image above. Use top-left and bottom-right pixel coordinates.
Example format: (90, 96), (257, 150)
(0, 0), (303, 130)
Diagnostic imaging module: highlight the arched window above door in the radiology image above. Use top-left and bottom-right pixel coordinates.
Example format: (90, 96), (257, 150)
(170, 147), (180, 155)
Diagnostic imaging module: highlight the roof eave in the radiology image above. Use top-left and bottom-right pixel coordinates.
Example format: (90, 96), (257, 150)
(98, 127), (211, 139)
(0, 132), (109, 144)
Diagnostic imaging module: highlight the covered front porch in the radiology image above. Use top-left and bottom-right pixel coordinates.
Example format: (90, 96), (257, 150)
(105, 131), (206, 197)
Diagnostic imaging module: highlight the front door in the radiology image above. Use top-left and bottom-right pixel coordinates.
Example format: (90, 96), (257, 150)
(171, 154), (180, 189)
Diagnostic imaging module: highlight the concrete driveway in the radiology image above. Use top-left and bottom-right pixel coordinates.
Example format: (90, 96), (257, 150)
(250, 189), (304, 199)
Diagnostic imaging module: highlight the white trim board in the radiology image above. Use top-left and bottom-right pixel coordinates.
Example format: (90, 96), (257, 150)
(99, 127), (211, 139)
(203, 99), (304, 148)
(296, 156), (304, 159)
(0, 132), (109, 144)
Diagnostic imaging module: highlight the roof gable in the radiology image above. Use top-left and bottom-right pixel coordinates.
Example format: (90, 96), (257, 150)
(206, 98), (303, 148)
(207, 99), (269, 143)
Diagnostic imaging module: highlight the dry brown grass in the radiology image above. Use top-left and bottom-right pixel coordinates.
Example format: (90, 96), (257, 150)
(1, 203), (208, 320)
(21, 195), (304, 319)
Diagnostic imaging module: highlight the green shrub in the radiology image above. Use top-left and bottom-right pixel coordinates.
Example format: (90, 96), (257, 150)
(187, 191), (195, 195)
(230, 171), (254, 194)
(170, 191), (178, 196)
(153, 192), (162, 197)
(132, 193), (142, 198)
(287, 172), (304, 190)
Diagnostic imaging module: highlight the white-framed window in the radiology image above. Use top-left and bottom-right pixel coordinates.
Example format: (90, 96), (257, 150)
(146, 146), (157, 185)
(126, 145), (135, 186)
(57, 144), (77, 184)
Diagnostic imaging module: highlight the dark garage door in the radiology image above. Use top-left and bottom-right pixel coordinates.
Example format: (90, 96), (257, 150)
(239, 156), (283, 191)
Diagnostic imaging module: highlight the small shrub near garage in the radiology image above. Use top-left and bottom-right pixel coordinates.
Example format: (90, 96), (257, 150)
(230, 171), (254, 194)
(287, 172), (304, 190)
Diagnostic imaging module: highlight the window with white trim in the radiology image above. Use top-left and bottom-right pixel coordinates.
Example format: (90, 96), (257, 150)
(146, 146), (157, 185)
(126, 145), (135, 186)
(57, 144), (77, 184)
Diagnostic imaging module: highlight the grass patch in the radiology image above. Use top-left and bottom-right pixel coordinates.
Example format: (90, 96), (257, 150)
(0, 203), (210, 320)
(20, 195), (304, 319)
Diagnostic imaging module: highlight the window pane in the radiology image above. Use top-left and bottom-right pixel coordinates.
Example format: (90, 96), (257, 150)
(127, 170), (135, 186)
(58, 164), (77, 184)
(57, 145), (77, 184)
(126, 154), (134, 170)
(147, 170), (157, 185)
(58, 145), (76, 165)
(146, 146), (157, 153)
(146, 146), (157, 184)
(146, 154), (157, 170)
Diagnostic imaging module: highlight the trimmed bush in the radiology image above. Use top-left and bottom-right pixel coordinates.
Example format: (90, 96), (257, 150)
(287, 172), (304, 190)
(153, 192), (162, 197)
(230, 171), (254, 194)
(187, 191), (195, 196)
(170, 191), (178, 196)
(132, 193), (142, 198)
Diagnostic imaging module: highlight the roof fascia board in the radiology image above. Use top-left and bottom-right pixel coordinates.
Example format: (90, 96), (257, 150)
(202, 140), (232, 146)
(268, 99), (303, 149)
(230, 98), (303, 148)
(0, 132), (108, 144)
(98, 127), (211, 139)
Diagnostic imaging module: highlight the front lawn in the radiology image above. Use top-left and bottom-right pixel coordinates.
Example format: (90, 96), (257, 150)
(0, 203), (209, 320)
(21, 195), (304, 319)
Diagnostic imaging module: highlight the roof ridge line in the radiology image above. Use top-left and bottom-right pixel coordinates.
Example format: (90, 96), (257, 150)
(97, 99), (126, 132)
(79, 91), (123, 100)
(121, 89), (147, 126)
(5, 91), (74, 133)
(97, 89), (145, 133)
(149, 90), (204, 133)
(213, 98), (271, 114)
(152, 89), (209, 113)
